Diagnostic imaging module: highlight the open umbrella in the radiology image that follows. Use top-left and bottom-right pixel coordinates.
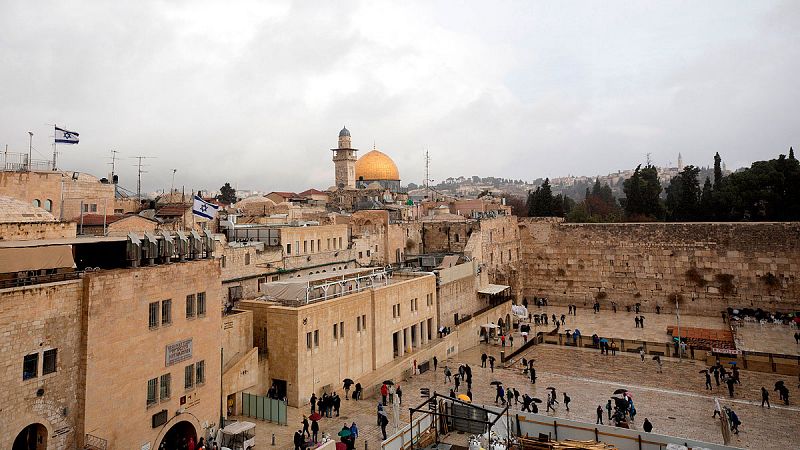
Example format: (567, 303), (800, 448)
(309, 413), (322, 421)
(652, 355), (659, 360)
(546, 387), (556, 391)
(343, 378), (354, 384)
(531, 398), (543, 403)
(490, 381), (503, 386)
(699, 369), (708, 374)
(378, 410), (388, 417)
(613, 389), (628, 395)
(338, 429), (352, 437)
(600, 338), (609, 343)
(728, 361), (737, 365)
(382, 380), (395, 386)
(457, 394), (471, 402)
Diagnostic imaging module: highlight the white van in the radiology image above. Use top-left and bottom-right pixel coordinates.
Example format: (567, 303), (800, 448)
(217, 421), (256, 450)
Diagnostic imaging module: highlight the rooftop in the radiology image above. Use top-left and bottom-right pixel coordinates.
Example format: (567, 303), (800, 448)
(0, 196), (56, 223)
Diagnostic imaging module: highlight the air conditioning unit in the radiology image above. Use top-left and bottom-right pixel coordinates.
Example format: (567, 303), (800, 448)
(203, 230), (215, 259)
(160, 231), (175, 263)
(142, 232), (158, 266)
(175, 231), (189, 262)
(189, 230), (202, 260)
(127, 233), (142, 268)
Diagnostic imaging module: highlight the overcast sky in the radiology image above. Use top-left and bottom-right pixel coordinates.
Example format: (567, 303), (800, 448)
(1, 1), (798, 194)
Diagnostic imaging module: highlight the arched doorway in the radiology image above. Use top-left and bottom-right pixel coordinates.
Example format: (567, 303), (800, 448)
(160, 420), (197, 450)
(13, 423), (47, 450)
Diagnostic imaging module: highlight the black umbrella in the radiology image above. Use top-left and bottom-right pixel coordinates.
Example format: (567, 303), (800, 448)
(652, 356), (660, 361)
(490, 381), (503, 386)
(383, 380), (395, 386)
(699, 369), (708, 374)
(546, 387), (556, 390)
(343, 378), (354, 384)
(531, 397), (543, 403)
(613, 389), (628, 395)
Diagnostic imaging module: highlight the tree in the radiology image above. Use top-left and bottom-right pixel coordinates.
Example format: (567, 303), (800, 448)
(217, 182), (237, 204)
(502, 194), (527, 217)
(622, 165), (663, 220)
(713, 152), (723, 190)
(790, 146), (796, 161)
(526, 178), (569, 217)
(700, 177), (713, 220)
(665, 166), (702, 221)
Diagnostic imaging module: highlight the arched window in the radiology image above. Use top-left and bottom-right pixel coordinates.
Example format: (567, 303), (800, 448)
(44, 199), (52, 212)
(32, 199), (41, 208)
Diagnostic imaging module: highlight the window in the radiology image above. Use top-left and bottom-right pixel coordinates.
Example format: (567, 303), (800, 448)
(184, 364), (194, 389)
(197, 292), (206, 316)
(44, 199), (52, 212)
(366, 250), (371, 257)
(186, 294), (196, 318)
(294, 241), (300, 255)
(318, 239), (321, 252)
(357, 316), (361, 332)
(33, 199), (41, 208)
(147, 378), (158, 406)
(304, 241), (308, 253)
(313, 330), (319, 347)
(257, 277), (266, 292)
(358, 252), (363, 259)
(196, 360), (205, 384)
(286, 243), (292, 254)
(160, 373), (171, 400)
(333, 323), (338, 340)
(306, 332), (313, 349)
(149, 302), (160, 328)
(161, 299), (172, 325)
(454, 234), (459, 243)
(338, 237), (343, 249)
(508, 249), (512, 261)
(272, 275), (279, 282)
(362, 314), (366, 330)
(23, 353), (38, 380)
(43, 349), (57, 375)
(340, 321), (344, 338)
(311, 240), (315, 252)
(327, 238), (331, 250)
(221, 255), (226, 268)
(245, 253), (251, 265)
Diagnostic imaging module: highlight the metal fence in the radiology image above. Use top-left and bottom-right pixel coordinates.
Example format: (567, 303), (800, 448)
(2, 152), (53, 172)
(241, 393), (287, 425)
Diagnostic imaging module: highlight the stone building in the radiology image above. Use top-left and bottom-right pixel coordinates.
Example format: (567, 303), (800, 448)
(238, 268), (437, 406)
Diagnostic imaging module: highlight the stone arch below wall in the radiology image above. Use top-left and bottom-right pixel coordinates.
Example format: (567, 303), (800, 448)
(5, 401), (71, 450)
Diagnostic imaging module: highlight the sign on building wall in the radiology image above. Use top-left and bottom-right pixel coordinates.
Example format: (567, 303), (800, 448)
(165, 339), (193, 366)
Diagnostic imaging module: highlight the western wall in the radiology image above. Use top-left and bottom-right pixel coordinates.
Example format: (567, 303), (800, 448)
(518, 218), (800, 315)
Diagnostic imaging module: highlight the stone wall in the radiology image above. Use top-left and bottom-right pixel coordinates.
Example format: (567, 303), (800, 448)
(0, 221), (76, 241)
(518, 220), (800, 315)
(436, 261), (480, 328)
(0, 280), (84, 450)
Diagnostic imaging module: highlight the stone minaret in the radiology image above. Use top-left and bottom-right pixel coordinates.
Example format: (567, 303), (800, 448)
(677, 152), (684, 170)
(332, 126), (357, 188)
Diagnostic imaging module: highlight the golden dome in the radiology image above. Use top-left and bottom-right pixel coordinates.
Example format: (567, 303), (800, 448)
(355, 149), (400, 181)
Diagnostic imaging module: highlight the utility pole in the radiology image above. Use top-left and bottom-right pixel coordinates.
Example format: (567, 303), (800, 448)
(28, 132), (33, 171)
(171, 169), (177, 198)
(108, 150), (120, 181)
(424, 149), (434, 199)
(646, 152), (652, 166)
(131, 156), (155, 200)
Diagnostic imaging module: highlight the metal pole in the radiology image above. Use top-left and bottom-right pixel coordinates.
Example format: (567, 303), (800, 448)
(28, 131), (33, 171)
(676, 298), (682, 361)
(220, 348), (224, 429)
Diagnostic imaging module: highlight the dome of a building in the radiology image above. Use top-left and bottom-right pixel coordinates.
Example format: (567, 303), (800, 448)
(339, 126), (351, 137)
(355, 149), (400, 181)
(0, 196), (57, 223)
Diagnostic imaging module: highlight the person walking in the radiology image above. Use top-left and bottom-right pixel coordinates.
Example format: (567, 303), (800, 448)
(380, 383), (389, 405)
(294, 429), (305, 450)
(354, 383), (362, 401)
(606, 399), (613, 421)
(444, 366), (452, 383)
(509, 334), (514, 347)
(433, 356), (438, 372)
(610, 340), (617, 356)
(713, 398), (722, 418)
(643, 418), (653, 433)
(634, 316), (640, 328)
(489, 356), (495, 373)
(311, 417), (320, 443)
(728, 409), (741, 435)
(560, 314), (566, 325)
(596, 405), (604, 424)
(522, 395), (533, 412)
(396, 385), (403, 405)
(705, 372), (713, 390)
(379, 412), (389, 440)
(302, 416), (310, 438)
(713, 366), (720, 387)
(333, 392), (341, 416)
(640, 316), (645, 328)
(513, 388), (520, 405)
(654, 355), (662, 373)
(761, 387), (770, 408)
(639, 348), (645, 362)
(350, 422), (359, 439)
(481, 353), (488, 368)
(563, 393), (571, 412)
(530, 366), (537, 384)
(454, 374), (460, 392)
(495, 385), (505, 404)
(506, 387), (514, 406)
(726, 376), (735, 398)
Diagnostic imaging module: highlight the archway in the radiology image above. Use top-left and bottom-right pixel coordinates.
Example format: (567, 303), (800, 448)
(159, 420), (197, 450)
(13, 423), (47, 450)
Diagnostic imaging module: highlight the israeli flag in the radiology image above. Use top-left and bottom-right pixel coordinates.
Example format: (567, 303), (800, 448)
(54, 126), (79, 144)
(192, 195), (219, 220)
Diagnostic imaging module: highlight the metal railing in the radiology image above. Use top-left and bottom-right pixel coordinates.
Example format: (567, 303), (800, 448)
(2, 151), (54, 172)
(0, 271), (83, 289)
(84, 434), (108, 450)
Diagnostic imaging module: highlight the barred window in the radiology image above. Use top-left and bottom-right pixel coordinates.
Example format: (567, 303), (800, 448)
(186, 294), (196, 318)
(161, 299), (172, 325)
(149, 302), (159, 328)
(147, 378), (158, 406)
(197, 292), (206, 316)
(159, 373), (171, 400)
(184, 364), (194, 389)
(196, 360), (205, 385)
(23, 353), (38, 380)
(43, 349), (57, 375)
(306, 332), (312, 349)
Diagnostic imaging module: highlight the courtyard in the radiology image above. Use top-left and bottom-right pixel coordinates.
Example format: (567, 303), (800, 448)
(233, 308), (800, 449)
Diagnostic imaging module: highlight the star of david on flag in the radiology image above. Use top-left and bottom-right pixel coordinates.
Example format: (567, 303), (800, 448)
(54, 126), (79, 144)
(192, 195), (219, 220)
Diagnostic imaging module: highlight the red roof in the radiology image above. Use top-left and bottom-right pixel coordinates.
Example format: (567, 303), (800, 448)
(156, 204), (190, 217)
(299, 188), (326, 196)
(77, 214), (153, 226)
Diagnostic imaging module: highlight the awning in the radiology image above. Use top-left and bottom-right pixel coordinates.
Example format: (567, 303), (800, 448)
(436, 255), (460, 269)
(0, 245), (75, 273)
(481, 323), (500, 329)
(478, 284), (510, 295)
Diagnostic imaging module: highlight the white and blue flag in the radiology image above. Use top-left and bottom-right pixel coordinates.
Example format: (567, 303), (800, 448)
(192, 195), (219, 220)
(54, 126), (79, 144)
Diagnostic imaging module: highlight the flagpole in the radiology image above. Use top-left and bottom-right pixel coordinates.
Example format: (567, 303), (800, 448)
(52, 125), (57, 171)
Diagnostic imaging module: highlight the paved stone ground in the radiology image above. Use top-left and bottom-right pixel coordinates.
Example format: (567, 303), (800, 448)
(733, 321), (800, 355)
(522, 305), (728, 344)
(233, 309), (798, 450)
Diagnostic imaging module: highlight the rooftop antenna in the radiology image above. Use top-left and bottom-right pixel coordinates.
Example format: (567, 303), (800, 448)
(646, 152), (652, 166)
(171, 169), (177, 197)
(131, 155), (156, 199)
(108, 150), (120, 180)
